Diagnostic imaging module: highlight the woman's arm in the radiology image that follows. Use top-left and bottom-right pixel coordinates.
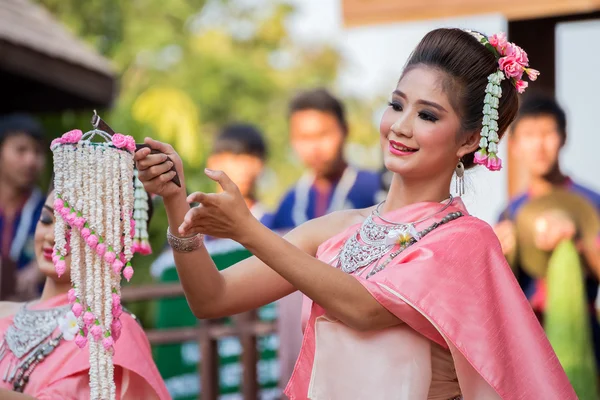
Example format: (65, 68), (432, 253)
(160, 190), (322, 318)
(183, 170), (401, 331)
(135, 139), (327, 318)
(136, 139), (400, 330)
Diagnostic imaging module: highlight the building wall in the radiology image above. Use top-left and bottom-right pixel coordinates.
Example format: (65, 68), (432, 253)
(556, 19), (600, 194)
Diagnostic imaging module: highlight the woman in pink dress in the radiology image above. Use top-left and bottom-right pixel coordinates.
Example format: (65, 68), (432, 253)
(0, 189), (170, 400)
(136, 28), (575, 399)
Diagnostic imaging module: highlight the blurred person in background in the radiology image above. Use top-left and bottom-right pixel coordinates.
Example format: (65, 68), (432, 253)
(271, 88), (380, 230)
(206, 123), (273, 229)
(270, 88), (381, 389)
(494, 94), (600, 369)
(0, 114), (46, 300)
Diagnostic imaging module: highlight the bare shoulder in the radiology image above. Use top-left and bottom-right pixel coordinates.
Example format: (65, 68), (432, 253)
(284, 206), (374, 256)
(0, 302), (23, 320)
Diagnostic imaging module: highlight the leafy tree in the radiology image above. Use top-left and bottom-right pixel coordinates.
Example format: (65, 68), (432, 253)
(35, 0), (381, 324)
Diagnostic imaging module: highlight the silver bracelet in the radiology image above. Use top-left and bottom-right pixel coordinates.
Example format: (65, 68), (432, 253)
(166, 228), (205, 253)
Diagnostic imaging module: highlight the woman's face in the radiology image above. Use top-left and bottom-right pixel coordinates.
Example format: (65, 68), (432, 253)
(380, 66), (477, 180)
(34, 191), (71, 283)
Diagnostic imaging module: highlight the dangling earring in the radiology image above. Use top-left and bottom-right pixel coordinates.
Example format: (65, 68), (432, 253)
(455, 160), (465, 197)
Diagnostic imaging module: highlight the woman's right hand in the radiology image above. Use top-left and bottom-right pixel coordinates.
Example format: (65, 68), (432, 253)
(134, 137), (185, 199)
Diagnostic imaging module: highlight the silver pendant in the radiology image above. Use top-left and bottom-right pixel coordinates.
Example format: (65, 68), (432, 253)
(4, 304), (69, 359)
(337, 213), (418, 273)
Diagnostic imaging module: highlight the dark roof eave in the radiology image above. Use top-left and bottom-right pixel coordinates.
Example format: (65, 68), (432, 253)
(0, 38), (116, 110)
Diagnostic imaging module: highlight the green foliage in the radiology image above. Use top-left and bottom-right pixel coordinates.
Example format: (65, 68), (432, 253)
(545, 240), (599, 399)
(34, 0), (381, 325)
(35, 0), (382, 201)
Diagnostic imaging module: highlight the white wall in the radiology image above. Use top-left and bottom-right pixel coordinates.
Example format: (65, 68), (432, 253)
(556, 19), (600, 193)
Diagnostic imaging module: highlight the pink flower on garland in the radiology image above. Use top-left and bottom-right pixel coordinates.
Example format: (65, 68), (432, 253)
(102, 335), (114, 351)
(507, 44), (529, 66)
(111, 319), (122, 340)
(112, 292), (121, 307)
(59, 206), (69, 218)
(498, 56), (524, 79)
(96, 242), (107, 257)
(60, 129), (83, 144)
(91, 324), (103, 341)
(112, 304), (123, 319)
(86, 234), (99, 249)
(526, 68), (540, 81)
(112, 133), (136, 153)
(54, 198), (64, 211)
(487, 154), (503, 171)
(125, 136), (136, 153)
(112, 259), (124, 274)
(123, 264), (134, 282)
(104, 250), (116, 264)
(488, 32), (509, 54)
(72, 302), (83, 317)
(81, 227), (91, 239)
(474, 149), (488, 165)
(65, 212), (77, 226)
(67, 289), (77, 304)
(75, 331), (88, 349)
(50, 138), (62, 149)
(140, 241), (152, 255)
(515, 80), (528, 94)
(55, 259), (66, 277)
(83, 310), (95, 326)
(112, 133), (129, 149)
(74, 217), (86, 229)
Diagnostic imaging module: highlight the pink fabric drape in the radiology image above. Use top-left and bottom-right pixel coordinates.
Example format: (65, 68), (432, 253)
(286, 199), (576, 399)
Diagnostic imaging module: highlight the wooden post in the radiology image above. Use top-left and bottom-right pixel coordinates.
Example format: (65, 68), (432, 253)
(200, 320), (219, 400)
(234, 311), (259, 400)
(0, 258), (16, 300)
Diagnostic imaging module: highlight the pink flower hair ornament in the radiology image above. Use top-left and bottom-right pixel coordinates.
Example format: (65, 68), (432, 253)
(466, 30), (539, 171)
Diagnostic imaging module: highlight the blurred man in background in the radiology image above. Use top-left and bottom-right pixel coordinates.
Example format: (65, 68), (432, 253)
(206, 123), (273, 227)
(495, 94), (600, 371)
(0, 114), (46, 300)
(271, 88), (381, 391)
(271, 88), (380, 229)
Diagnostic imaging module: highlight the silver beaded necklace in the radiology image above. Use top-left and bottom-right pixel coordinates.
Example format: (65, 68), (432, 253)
(336, 196), (454, 274)
(0, 303), (70, 391)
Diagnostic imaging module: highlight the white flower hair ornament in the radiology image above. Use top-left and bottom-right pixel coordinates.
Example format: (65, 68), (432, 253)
(466, 31), (540, 171)
(50, 114), (139, 400)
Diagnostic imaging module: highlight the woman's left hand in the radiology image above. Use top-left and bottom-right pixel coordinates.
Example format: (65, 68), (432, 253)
(180, 169), (255, 242)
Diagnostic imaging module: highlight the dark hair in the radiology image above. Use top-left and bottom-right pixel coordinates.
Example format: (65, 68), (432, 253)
(403, 28), (519, 169)
(212, 123), (267, 161)
(288, 88), (348, 134)
(0, 113), (45, 148)
(512, 94), (567, 144)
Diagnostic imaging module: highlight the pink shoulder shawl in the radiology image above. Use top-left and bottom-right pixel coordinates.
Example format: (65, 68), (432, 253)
(286, 199), (575, 399)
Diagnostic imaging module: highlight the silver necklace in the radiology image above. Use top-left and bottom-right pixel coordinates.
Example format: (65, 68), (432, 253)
(364, 212), (463, 279)
(0, 303), (70, 390)
(337, 196), (454, 274)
